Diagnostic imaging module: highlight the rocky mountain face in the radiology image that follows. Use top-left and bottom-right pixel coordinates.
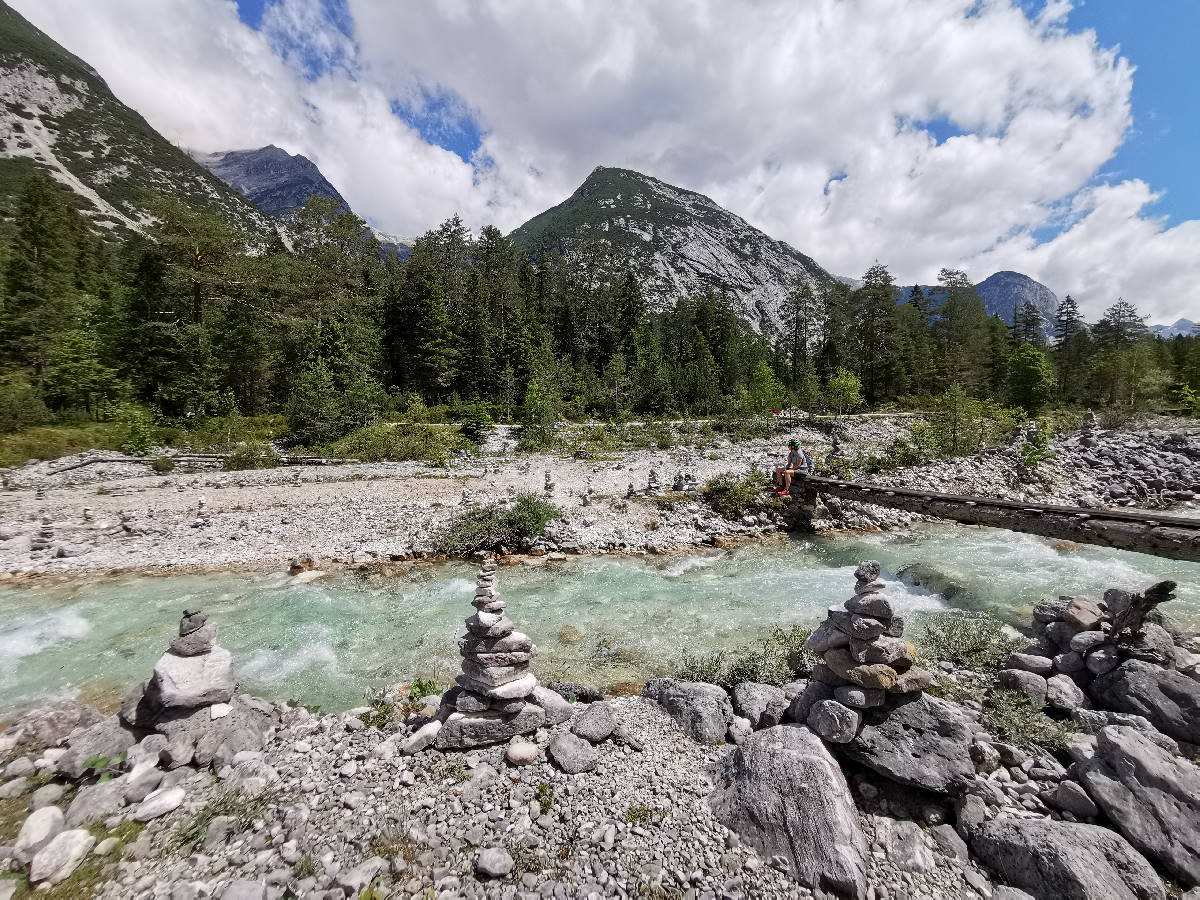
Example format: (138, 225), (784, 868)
(0, 1), (270, 236)
(198, 144), (411, 257)
(194, 145), (348, 219)
(509, 166), (837, 334)
(1150, 319), (1197, 339)
(894, 270), (1058, 329)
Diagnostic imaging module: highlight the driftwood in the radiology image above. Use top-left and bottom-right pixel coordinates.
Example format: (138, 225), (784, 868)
(1107, 580), (1177, 642)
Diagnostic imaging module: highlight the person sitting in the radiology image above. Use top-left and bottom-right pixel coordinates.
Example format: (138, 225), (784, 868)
(774, 440), (807, 495)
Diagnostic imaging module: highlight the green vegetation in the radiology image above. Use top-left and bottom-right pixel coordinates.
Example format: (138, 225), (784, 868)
(702, 471), (771, 520)
(623, 804), (662, 825)
(431, 494), (560, 556)
(535, 782), (554, 814)
(673, 625), (815, 689)
(0, 422), (123, 467)
(171, 789), (274, 851)
(913, 610), (1024, 671)
(315, 423), (466, 464)
(984, 689), (1076, 751)
(221, 442), (279, 470)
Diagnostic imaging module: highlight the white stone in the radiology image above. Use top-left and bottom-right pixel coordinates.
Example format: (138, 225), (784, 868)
(15, 806), (64, 858)
(131, 785), (185, 821)
(210, 703), (233, 719)
(29, 829), (95, 885)
(400, 720), (442, 755)
(151, 647), (234, 707)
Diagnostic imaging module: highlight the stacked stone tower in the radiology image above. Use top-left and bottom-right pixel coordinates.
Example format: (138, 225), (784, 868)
(797, 561), (932, 743)
(435, 559), (548, 749)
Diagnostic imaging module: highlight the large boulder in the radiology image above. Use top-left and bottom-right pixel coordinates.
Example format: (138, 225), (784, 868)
(150, 647), (235, 708)
(710, 725), (867, 898)
(154, 695), (276, 769)
(838, 695), (976, 794)
(644, 679), (732, 745)
(1077, 725), (1200, 887)
(11, 701), (104, 747)
(1089, 660), (1200, 745)
(970, 819), (1165, 900)
(57, 716), (140, 779)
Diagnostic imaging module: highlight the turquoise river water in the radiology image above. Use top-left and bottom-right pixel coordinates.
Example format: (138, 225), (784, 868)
(2, 523), (1197, 715)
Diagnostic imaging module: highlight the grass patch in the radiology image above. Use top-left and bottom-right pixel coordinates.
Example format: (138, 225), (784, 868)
(176, 414), (289, 453)
(623, 804), (662, 825)
(370, 826), (421, 862)
(431, 494), (560, 556)
(912, 610), (1024, 671)
(0, 423), (123, 467)
(170, 789), (274, 851)
(535, 782), (554, 815)
(0, 795), (27, 843)
(984, 689), (1076, 751)
(316, 423), (468, 464)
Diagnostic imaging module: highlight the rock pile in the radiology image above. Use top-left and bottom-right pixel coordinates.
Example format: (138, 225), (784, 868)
(647, 469), (661, 496)
(433, 560), (569, 750)
(29, 516), (54, 552)
(123, 608), (234, 723)
(1007, 580), (1200, 744)
(797, 561), (931, 743)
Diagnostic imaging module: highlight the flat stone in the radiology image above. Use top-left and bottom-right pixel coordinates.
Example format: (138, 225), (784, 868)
(887, 667), (932, 694)
(399, 720), (442, 755)
(65, 778), (126, 827)
(456, 672), (538, 700)
(465, 614), (515, 638)
(969, 818), (1165, 900)
(1070, 631), (1109, 654)
(460, 631), (534, 655)
(456, 691), (490, 713)
(1089, 660), (1200, 744)
(464, 650), (532, 667)
(434, 703), (545, 750)
(15, 806), (64, 859)
(805, 621), (851, 653)
(850, 637), (915, 668)
(169, 622), (216, 657)
(547, 731), (598, 774)
(1063, 598), (1105, 631)
(710, 725), (867, 897)
(1049, 780), (1099, 817)
(460, 659), (531, 687)
(1005, 653), (1054, 676)
(845, 592), (893, 619)
(841, 695), (976, 794)
(571, 703), (615, 742)
(131, 786), (185, 822)
(845, 664), (899, 691)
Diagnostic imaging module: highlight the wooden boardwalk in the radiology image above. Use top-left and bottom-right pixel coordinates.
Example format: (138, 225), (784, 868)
(795, 475), (1200, 563)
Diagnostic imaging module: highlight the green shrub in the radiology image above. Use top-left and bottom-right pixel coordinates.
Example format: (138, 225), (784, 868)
(702, 471), (768, 520)
(180, 414), (288, 452)
(150, 455), (175, 473)
(0, 374), (53, 433)
(984, 689), (1076, 751)
(222, 442), (280, 470)
(317, 424), (465, 464)
(431, 494), (561, 556)
(913, 610), (1024, 671)
(457, 401), (494, 447)
(113, 402), (157, 455)
(672, 626), (815, 690)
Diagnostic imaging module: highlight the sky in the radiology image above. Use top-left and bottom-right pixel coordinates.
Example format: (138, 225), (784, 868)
(11, 0), (1199, 323)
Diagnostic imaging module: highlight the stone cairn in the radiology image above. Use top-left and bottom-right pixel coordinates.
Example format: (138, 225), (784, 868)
(581, 481), (594, 507)
(800, 560), (931, 744)
(35, 486), (45, 501)
(125, 608), (234, 725)
(30, 516), (55, 552)
(646, 469), (661, 496)
(432, 559), (549, 749)
(544, 470), (555, 496)
(671, 471), (685, 492)
(82, 506), (93, 523)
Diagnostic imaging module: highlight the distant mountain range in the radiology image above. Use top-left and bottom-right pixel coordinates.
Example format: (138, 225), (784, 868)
(0, 1), (270, 236)
(892, 271), (1058, 330)
(509, 165), (837, 333)
(1150, 318), (1198, 338)
(195, 144), (411, 258)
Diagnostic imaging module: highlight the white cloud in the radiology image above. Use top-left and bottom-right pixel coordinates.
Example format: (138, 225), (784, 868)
(9, 0), (1199, 322)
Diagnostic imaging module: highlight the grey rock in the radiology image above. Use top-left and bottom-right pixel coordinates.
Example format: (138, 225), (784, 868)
(530, 686), (574, 725)
(930, 823), (969, 862)
(0, 777), (28, 798)
(732, 682), (788, 729)
(151, 646), (234, 708)
(710, 725), (867, 897)
(3, 757), (33, 779)
(15, 806), (64, 859)
(434, 703), (545, 750)
(806, 700), (860, 744)
(651, 680), (733, 745)
(475, 847), (515, 878)
(787, 681), (833, 724)
(28, 829), (94, 885)
(1005, 653), (1054, 676)
(805, 621), (851, 653)
(547, 732), (598, 774)
(1046, 620), (1083, 650)
(30, 783), (65, 810)
(399, 720), (441, 755)
(970, 818), (1165, 900)
(841, 695), (976, 794)
(1125, 623), (1177, 667)
(123, 762), (165, 804)
(1033, 596), (1072, 622)
(571, 703), (615, 743)
(546, 681), (602, 703)
(954, 794), (989, 840)
(1063, 598), (1105, 631)
(727, 716), (753, 745)
(1049, 780), (1099, 817)
(1046, 673), (1088, 712)
(997, 669), (1049, 706)
(1076, 725), (1200, 885)
(1070, 631), (1110, 654)
(220, 882), (267, 900)
(11, 700), (104, 747)
(65, 778), (126, 827)
(1089, 660), (1200, 744)
(833, 686), (885, 708)
(169, 622), (216, 657)
(845, 592), (892, 619)
(57, 716), (139, 779)
(155, 696), (275, 769)
(1087, 645), (1121, 675)
(131, 785), (185, 821)
(1055, 651), (1086, 673)
(876, 817), (935, 873)
(505, 741), (539, 766)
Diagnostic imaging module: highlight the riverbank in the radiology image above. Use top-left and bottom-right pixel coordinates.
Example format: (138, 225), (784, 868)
(2, 416), (1197, 580)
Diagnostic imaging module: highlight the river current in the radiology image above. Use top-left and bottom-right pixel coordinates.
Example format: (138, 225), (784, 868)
(2, 523), (1197, 714)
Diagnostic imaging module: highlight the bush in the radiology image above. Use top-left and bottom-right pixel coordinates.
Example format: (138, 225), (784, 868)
(180, 414), (288, 452)
(984, 689), (1076, 751)
(458, 401), (494, 447)
(316, 424), (466, 464)
(913, 610), (1024, 671)
(113, 402), (158, 456)
(671, 626), (815, 690)
(431, 494), (561, 556)
(222, 442), (280, 470)
(0, 374), (53, 433)
(150, 455), (175, 473)
(702, 471), (768, 520)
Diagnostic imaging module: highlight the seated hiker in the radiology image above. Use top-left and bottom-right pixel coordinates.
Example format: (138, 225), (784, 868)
(773, 440), (807, 494)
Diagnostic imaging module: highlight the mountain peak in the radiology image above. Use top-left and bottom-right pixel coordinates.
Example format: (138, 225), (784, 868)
(196, 144), (347, 219)
(510, 166), (834, 332)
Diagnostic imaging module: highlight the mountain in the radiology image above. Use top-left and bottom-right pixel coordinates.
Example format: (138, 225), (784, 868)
(197, 144), (411, 258)
(0, 1), (270, 235)
(1150, 318), (1198, 338)
(509, 165), (836, 333)
(893, 270), (1058, 330)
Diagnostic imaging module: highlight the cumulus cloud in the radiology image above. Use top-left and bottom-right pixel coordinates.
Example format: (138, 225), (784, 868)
(10, 0), (1199, 321)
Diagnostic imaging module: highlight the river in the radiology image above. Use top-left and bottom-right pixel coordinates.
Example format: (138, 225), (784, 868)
(2, 523), (1197, 715)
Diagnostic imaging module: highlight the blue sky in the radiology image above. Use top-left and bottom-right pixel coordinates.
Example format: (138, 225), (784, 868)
(1066, 0), (1199, 227)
